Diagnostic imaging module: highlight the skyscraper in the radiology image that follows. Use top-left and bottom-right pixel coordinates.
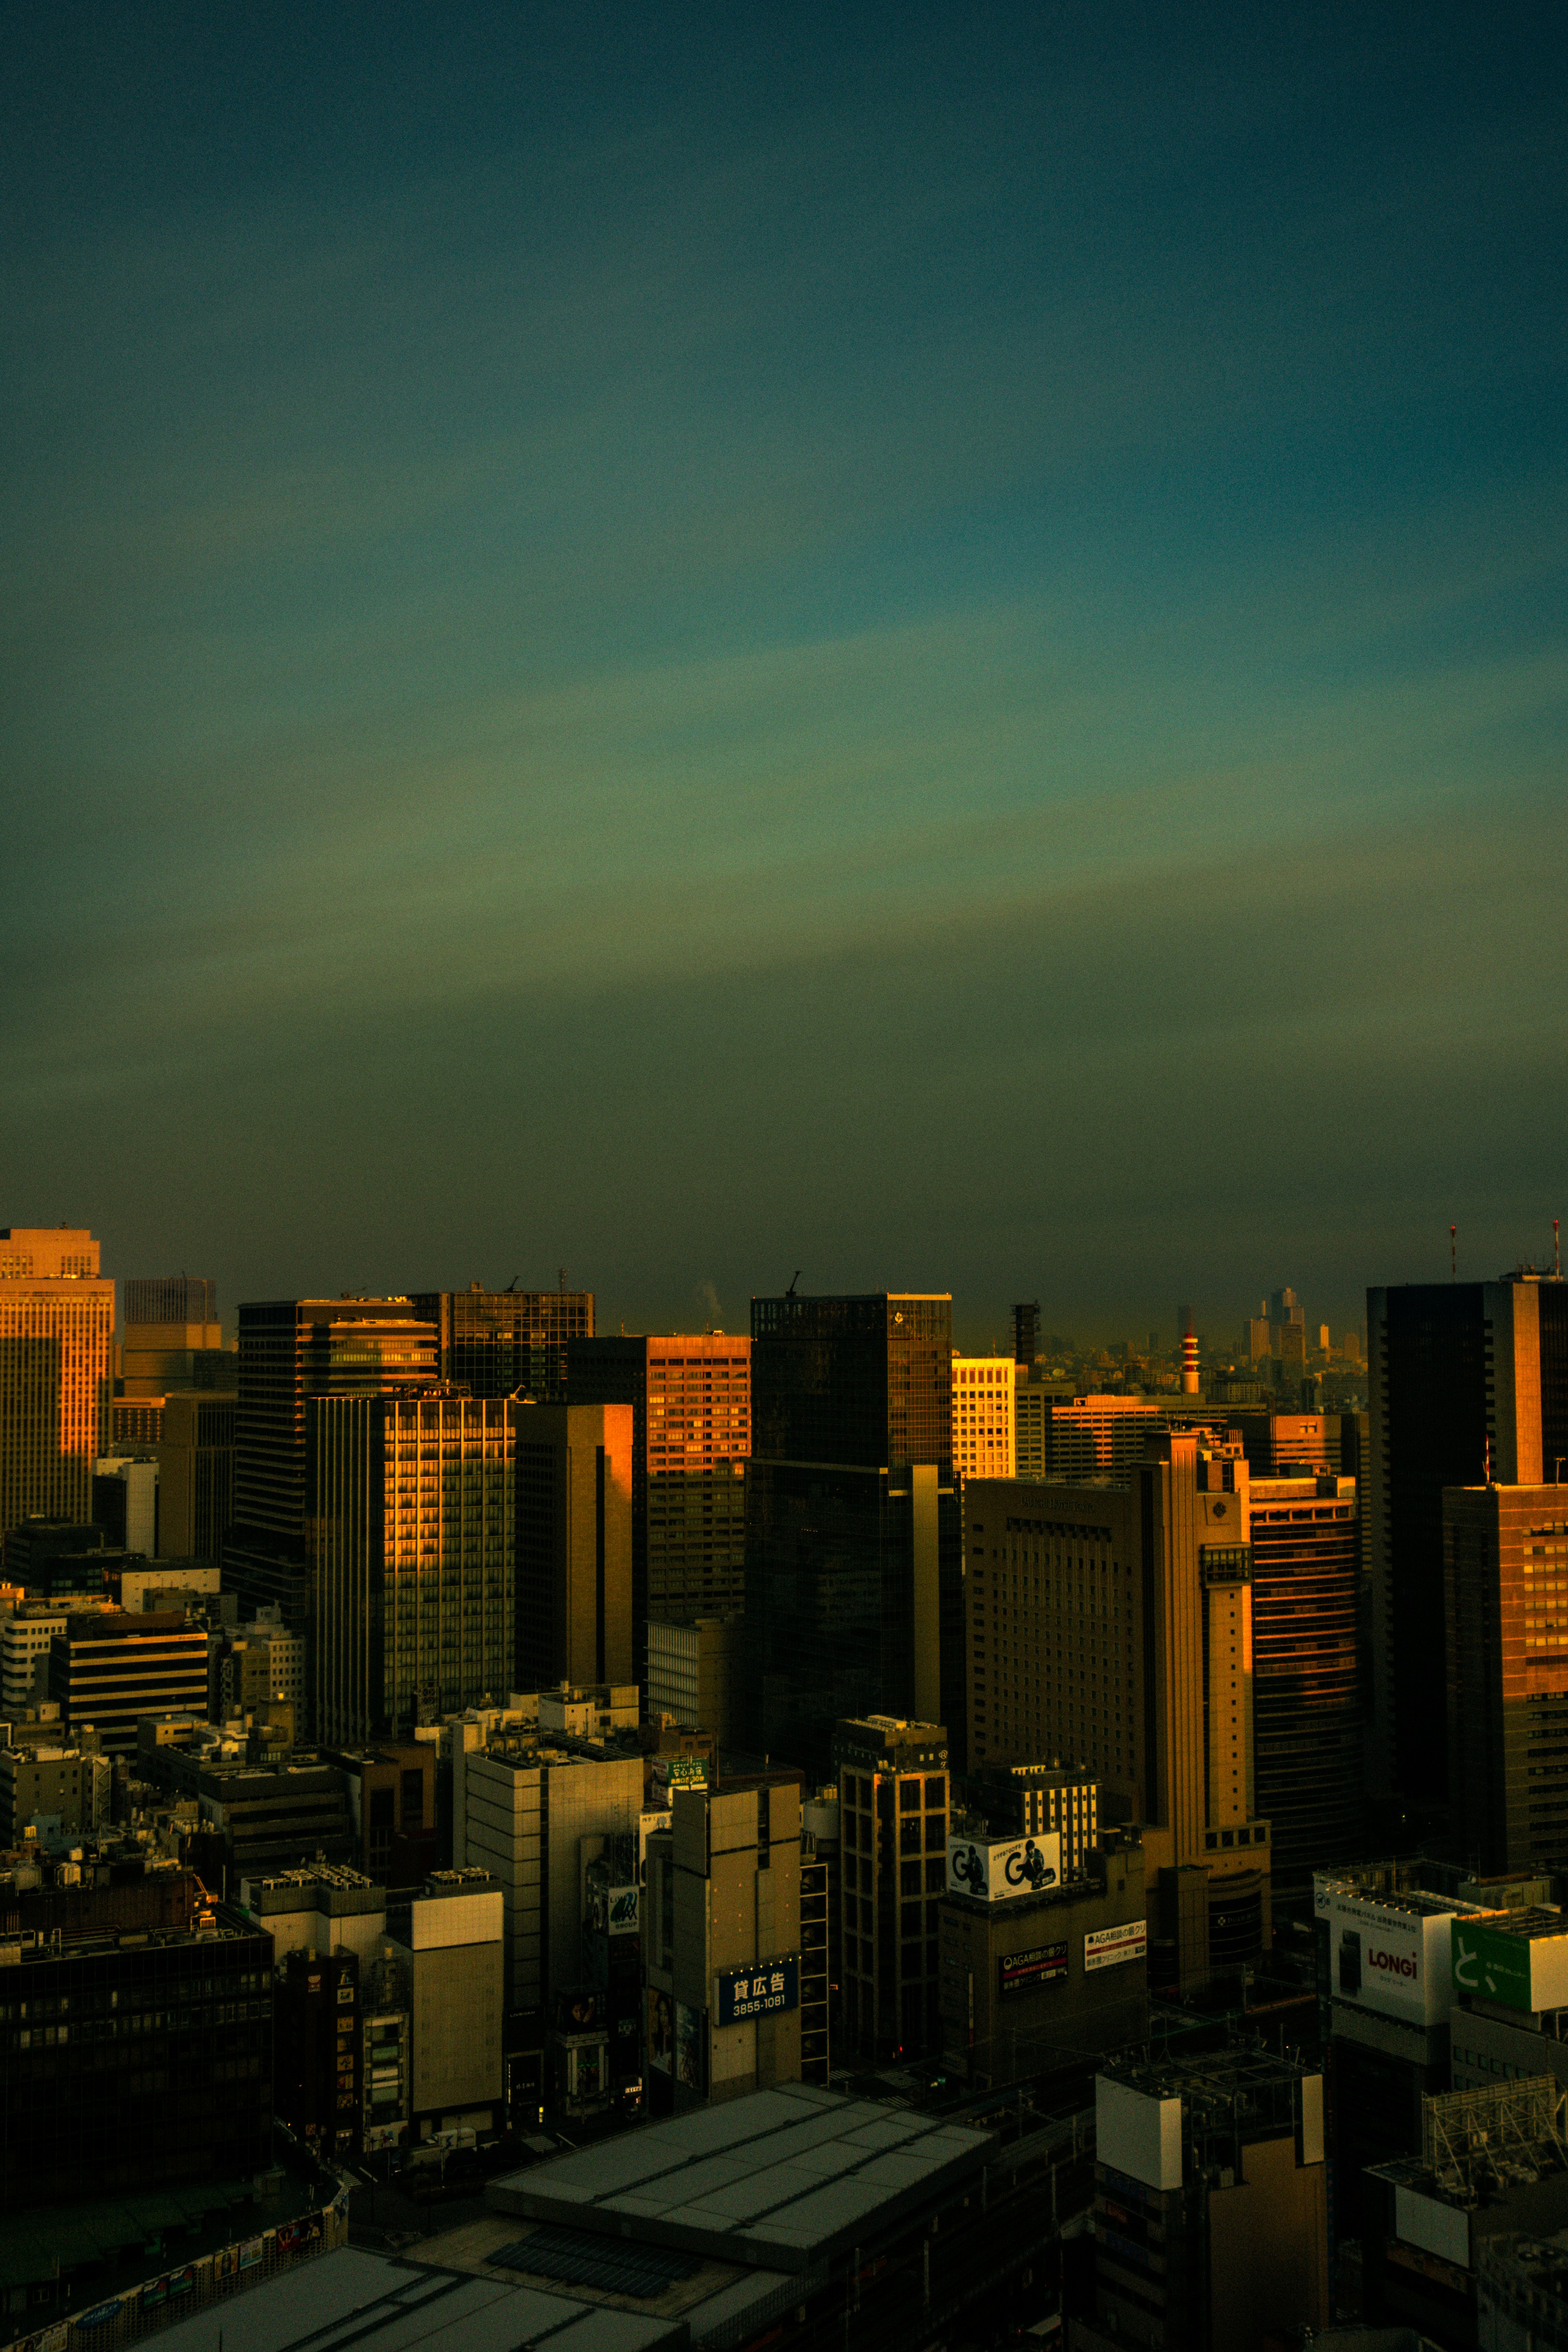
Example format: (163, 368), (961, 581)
(312, 1391), (517, 1743)
(1445, 1479), (1568, 1875)
(225, 1298), (438, 1626)
(1248, 1468), (1363, 1892)
(951, 1355), (1016, 1479)
(514, 1403), (635, 1691)
(0, 1228), (115, 1543)
(410, 1284), (594, 1405)
(124, 1277), (216, 1325)
(568, 1332), (751, 1668)
(745, 1292), (959, 1778)
(1367, 1271), (1568, 1806)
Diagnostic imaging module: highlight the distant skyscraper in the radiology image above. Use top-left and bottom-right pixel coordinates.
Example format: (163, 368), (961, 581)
(124, 1277), (216, 1326)
(312, 1391), (517, 1743)
(225, 1298), (438, 1626)
(568, 1333), (751, 1669)
(1012, 1302), (1040, 1365)
(409, 1284), (594, 1405)
(951, 1355), (1016, 1479)
(1445, 1479), (1568, 1875)
(0, 1228), (114, 1543)
(514, 1402), (635, 1691)
(1367, 1272), (1568, 1806)
(746, 1292), (960, 1777)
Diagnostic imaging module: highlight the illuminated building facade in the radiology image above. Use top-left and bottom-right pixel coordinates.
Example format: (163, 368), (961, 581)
(410, 1284), (594, 1405)
(951, 1355), (1016, 1479)
(1446, 1480), (1568, 1875)
(0, 1227), (114, 1543)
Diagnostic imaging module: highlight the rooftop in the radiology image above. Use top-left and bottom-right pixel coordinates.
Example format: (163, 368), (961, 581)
(489, 2082), (993, 2273)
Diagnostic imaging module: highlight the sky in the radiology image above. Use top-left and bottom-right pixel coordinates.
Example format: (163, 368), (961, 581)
(3, 1), (1565, 1347)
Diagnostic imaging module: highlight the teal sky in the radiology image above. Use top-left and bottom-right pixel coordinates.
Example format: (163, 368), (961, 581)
(4, 2), (1565, 1344)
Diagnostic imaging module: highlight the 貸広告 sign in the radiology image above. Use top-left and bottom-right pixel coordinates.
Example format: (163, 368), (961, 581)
(715, 1956), (799, 2025)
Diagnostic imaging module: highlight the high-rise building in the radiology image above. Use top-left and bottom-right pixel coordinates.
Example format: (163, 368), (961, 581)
(746, 1293), (960, 1777)
(0, 1228), (114, 1544)
(646, 1615), (744, 1748)
(1367, 1271), (1568, 1806)
(311, 1391), (517, 1744)
(225, 1298), (438, 1626)
(91, 1452), (158, 1555)
(568, 1332), (751, 1665)
(951, 1356), (1016, 1479)
(1012, 1303), (1040, 1365)
(410, 1283), (594, 1405)
(966, 1430), (1274, 1992)
(1248, 1470), (1363, 1893)
(156, 1389), (236, 1561)
(1445, 1480), (1568, 1875)
(124, 1277), (217, 1326)
(1039, 1394), (1164, 1481)
(834, 1714), (949, 2063)
(385, 1870), (506, 2138)
(514, 1403), (635, 1693)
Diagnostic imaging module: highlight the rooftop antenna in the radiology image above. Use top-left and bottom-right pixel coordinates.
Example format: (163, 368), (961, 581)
(1451, 1224), (1457, 1283)
(1556, 1218), (1561, 1280)
(505, 1275), (519, 1292)
(786, 1270), (800, 1296)
(559, 1266), (566, 1292)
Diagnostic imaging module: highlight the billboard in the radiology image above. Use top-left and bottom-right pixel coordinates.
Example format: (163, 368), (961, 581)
(715, 1955), (799, 2025)
(648, 1988), (673, 2073)
(1327, 1891), (1459, 2027)
(947, 1831), (1061, 1903)
(1451, 1918), (1568, 2014)
(998, 1942), (1068, 1997)
(1084, 1920), (1147, 1973)
(606, 1883), (639, 1936)
(675, 2002), (706, 2094)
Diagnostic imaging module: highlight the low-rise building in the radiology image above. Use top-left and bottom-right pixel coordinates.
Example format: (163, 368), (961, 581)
(49, 1608), (208, 1755)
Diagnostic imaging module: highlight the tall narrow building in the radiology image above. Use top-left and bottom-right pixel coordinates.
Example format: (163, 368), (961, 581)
(834, 1714), (949, 2063)
(746, 1292), (960, 1778)
(312, 1391), (518, 1744)
(225, 1298), (438, 1627)
(568, 1332), (751, 1670)
(951, 1356), (1016, 1479)
(0, 1228), (115, 1544)
(1367, 1271), (1568, 1808)
(1248, 1469), (1363, 1892)
(1445, 1479), (1568, 1875)
(410, 1284), (594, 1405)
(514, 1403), (635, 1691)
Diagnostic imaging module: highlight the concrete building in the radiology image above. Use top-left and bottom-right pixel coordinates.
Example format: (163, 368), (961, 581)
(0, 1732), (98, 1842)
(311, 1390), (517, 1742)
(1040, 1394), (1163, 1481)
(91, 1452), (158, 1555)
(2, 1598), (104, 1710)
(966, 1430), (1274, 1993)
(385, 1868), (505, 2137)
(514, 1402), (635, 1692)
(219, 1604), (307, 1728)
(1446, 1481), (1568, 1876)
(1364, 2078), (1568, 2342)
(118, 1314), (232, 1398)
(569, 1332), (752, 1664)
(48, 1607), (208, 1756)
(238, 1866), (405, 2162)
(460, 1726), (645, 2016)
(646, 1615), (743, 1748)
(644, 1778), (803, 2110)
(952, 1355), (1016, 1479)
(1367, 1270), (1568, 1813)
(940, 1824), (1147, 2087)
(1247, 1468), (1363, 1894)
(124, 1276), (216, 1326)
(966, 1758), (1100, 1880)
(145, 1745), (358, 1890)
(156, 1388), (236, 1561)
(1014, 1363), (1051, 1480)
(748, 1294), (962, 1779)
(1450, 1907), (1568, 2096)
(834, 1714), (949, 2062)
(1079, 2047), (1329, 2352)
(410, 1282), (594, 1405)
(224, 1296), (439, 1630)
(328, 1741), (439, 1884)
(0, 1227), (115, 1543)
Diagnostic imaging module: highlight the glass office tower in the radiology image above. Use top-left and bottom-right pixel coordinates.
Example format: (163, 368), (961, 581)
(410, 1285), (594, 1405)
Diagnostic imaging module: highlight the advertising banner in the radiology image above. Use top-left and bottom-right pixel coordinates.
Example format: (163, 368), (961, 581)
(1328, 1892), (1458, 2027)
(607, 1884), (639, 1936)
(675, 2002), (706, 2094)
(1084, 1920), (1147, 1973)
(1450, 1918), (1568, 2013)
(715, 1955), (799, 2025)
(998, 1942), (1069, 1997)
(648, 1988), (673, 2073)
(947, 1831), (1062, 1903)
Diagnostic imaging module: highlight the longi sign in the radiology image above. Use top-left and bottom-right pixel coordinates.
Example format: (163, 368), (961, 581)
(1326, 1889), (1459, 2027)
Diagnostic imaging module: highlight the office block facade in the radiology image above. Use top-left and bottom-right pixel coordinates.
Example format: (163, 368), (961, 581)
(1446, 1481), (1568, 1875)
(157, 1389), (236, 1561)
(1248, 1471), (1363, 1893)
(118, 1318), (230, 1399)
(91, 1453), (158, 1556)
(514, 1403), (635, 1691)
(386, 1871), (506, 2133)
(747, 1294), (960, 1778)
(644, 1778), (803, 2109)
(311, 1391), (516, 1744)
(569, 1333), (751, 1663)
(1367, 1271), (1568, 1805)
(834, 1715), (949, 2062)
(48, 1609), (209, 1757)
(0, 1228), (114, 1543)
(646, 1615), (744, 1748)
(225, 1297), (438, 1628)
(966, 1432), (1273, 1992)
(410, 1284), (593, 1405)
(124, 1277), (218, 1326)
(951, 1356), (1016, 1479)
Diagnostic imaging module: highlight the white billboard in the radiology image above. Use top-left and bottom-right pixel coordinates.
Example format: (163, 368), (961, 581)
(1327, 1891), (1458, 2027)
(1085, 1919), (1147, 1973)
(947, 1831), (1062, 1902)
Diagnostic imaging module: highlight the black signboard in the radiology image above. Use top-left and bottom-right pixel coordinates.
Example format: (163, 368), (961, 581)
(998, 1942), (1069, 1998)
(715, 1955), (799, 2025)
